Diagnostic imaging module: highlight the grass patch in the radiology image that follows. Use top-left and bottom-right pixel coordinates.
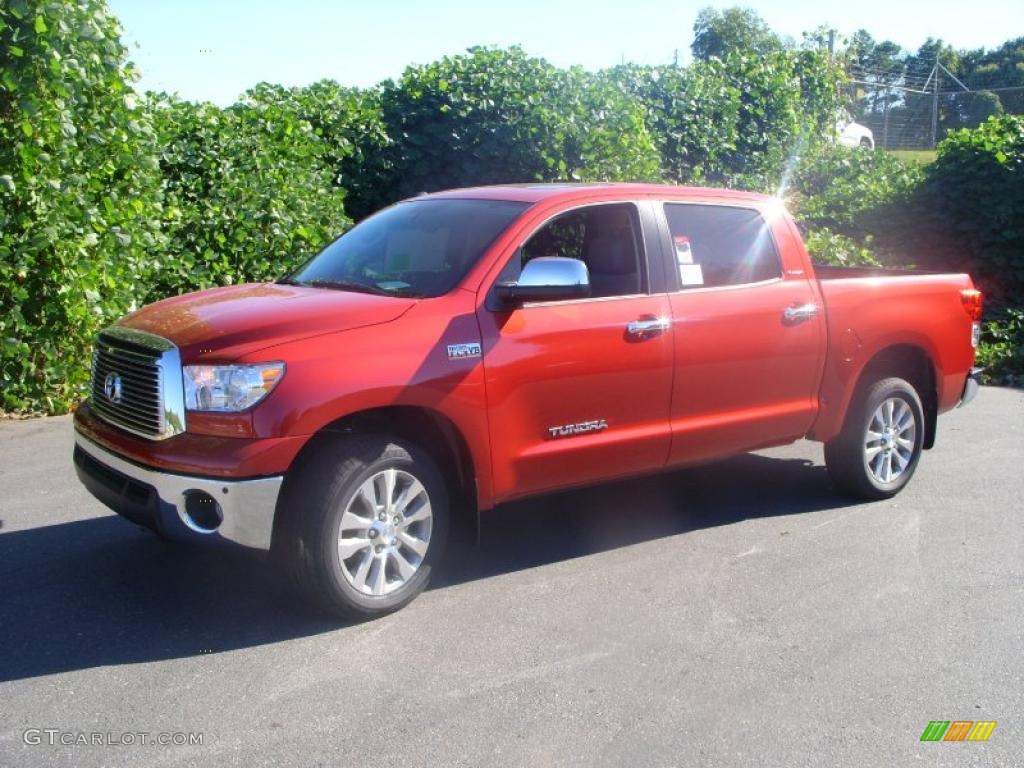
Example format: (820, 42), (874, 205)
(886, 149), (937, 164)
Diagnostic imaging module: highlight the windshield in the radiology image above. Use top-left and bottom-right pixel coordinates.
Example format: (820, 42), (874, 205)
(285, 198), (530, 297)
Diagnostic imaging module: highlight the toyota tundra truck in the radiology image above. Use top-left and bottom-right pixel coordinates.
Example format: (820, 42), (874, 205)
(73, 184), (984, 618)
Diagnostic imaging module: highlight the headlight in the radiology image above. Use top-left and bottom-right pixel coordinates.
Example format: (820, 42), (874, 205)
(183, 363), (285, 412)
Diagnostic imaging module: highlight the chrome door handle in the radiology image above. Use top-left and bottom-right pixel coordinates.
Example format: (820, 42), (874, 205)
(626, 317), (670, 337)
(783, 303), (820, 323)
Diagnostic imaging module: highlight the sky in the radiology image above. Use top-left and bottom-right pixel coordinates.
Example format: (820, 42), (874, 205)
(108, 0), (1024, 105)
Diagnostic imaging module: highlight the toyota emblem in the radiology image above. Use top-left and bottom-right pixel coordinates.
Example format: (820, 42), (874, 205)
(103, 372), (123, 404)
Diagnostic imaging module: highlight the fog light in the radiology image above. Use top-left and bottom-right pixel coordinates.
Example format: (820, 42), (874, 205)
(183, 490), (223, 532)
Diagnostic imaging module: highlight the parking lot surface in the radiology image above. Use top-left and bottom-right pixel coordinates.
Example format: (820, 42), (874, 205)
(1, 387), (1021, 767)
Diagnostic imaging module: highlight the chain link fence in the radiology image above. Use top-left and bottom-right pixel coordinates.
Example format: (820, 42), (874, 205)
(844, 64), (1023, 150)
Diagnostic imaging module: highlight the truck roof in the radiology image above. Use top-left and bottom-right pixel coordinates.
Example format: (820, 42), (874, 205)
(419, 183), (772, 205)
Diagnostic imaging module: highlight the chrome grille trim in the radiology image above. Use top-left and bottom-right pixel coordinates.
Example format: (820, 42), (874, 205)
(89, 326), (186, 440)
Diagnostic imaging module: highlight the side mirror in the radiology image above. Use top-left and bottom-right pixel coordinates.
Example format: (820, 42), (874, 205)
(494, 257), (591, 306)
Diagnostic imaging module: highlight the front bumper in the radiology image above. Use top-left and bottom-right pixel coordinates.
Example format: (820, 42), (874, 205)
(74, 431), (281, 550)
(958, 366), (984, 407)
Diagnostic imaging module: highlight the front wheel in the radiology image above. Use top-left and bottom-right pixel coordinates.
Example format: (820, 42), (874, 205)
(824, 377), (924, 500)
(275, 434), (449, 619)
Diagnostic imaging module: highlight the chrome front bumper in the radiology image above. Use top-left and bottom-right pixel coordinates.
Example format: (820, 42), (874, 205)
(958, 366), (984, 407)
(73, 432), (282, 550)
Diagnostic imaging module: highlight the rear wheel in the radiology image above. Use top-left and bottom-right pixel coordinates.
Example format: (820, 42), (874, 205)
(275, 434), (449, 619)
(824, 377), (924, 499)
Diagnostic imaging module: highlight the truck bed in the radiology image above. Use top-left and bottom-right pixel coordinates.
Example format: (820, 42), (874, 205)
(810, 265), (977, 443)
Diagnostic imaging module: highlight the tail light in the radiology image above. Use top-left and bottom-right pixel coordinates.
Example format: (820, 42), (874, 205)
(960, 289), (983, 321)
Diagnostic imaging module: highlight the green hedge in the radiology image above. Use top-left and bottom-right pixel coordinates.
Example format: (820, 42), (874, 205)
(976, 307), (1024, 386)
(0, 0), (164, 413)
(789, 116), (1024, 302)
(609, 48), (844, 190)
(148, 95), (348, 302)
(919, 115), (1024, 304)
(2, 0), (1020, 414)
(365, 48), (662, 218)
(786, 118), (1024, 385)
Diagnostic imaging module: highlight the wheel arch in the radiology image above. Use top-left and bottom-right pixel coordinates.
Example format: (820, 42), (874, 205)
(849, 344), (939, 449)
(279, 405), (480, 544)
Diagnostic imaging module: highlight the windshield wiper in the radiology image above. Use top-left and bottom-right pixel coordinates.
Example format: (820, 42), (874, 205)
(278, 276), (425, 297)
(295, 278), (390, 295)
(299, 278), (424, 298)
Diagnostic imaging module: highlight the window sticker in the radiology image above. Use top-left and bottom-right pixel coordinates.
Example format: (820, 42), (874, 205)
(673, 235), (694, 264)
(679, 263), (704, 286)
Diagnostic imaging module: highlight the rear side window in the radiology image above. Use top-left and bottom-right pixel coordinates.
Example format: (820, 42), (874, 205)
(663, 204), (781, 289)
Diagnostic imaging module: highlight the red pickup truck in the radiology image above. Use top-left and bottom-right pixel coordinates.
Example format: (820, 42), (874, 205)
(73, 183), (983, 617)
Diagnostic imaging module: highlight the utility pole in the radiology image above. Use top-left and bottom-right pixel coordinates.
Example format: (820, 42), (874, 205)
(828, 29), (835, 56)
(883, 86), (890, 149)
(930, 52), (940, 148)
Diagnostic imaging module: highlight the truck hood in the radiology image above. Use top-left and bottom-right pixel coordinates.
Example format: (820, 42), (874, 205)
(119, 283), (416, 360)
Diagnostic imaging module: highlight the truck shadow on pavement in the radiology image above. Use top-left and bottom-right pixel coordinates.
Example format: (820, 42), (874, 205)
(0, 450), (855, 682)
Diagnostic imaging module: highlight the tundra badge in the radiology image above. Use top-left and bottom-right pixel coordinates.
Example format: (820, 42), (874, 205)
(547, 419), (608, 439)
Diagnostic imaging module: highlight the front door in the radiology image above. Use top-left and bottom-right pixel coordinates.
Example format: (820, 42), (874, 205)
(477, 202), (674, 502)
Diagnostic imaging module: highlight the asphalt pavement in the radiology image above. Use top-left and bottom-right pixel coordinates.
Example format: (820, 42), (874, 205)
(1, 387), (1021, 767)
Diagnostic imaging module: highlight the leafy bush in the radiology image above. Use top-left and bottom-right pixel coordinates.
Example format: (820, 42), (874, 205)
(788, 145), (922, 240)
(0, 0), (164, 413)
(611, 49), (844, 191)
(789, 118), (1023, 307)
(917, 115), (1024, 304)
(364, 47), (661, 213)
(802, 228), (881, 267)
(243, 81), (389, 222)
(149, 95), (348, 300)
(608, 62), (741, 185)
(976, 308), (1024, 386)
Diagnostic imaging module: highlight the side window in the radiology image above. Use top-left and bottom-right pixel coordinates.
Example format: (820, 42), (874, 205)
(663, 204), (781, 289)
(509, 203), (646, 299)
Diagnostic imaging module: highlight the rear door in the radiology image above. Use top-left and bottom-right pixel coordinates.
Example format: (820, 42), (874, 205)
(657, 201), (825, 465)
(476, 200), (674, 501)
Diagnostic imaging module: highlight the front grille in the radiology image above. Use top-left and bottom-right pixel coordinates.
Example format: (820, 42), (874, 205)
(90, 332), (166, 438)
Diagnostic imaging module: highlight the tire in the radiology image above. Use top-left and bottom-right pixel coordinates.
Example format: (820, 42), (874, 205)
(824, 377), (924, 500)
(859, 137), (872, 149)
(274, 434), (449, 619)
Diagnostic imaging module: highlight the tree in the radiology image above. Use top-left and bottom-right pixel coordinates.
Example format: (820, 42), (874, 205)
(904, 38), (959, 84)
(842, 31), (905, 127)
(691, 7), (782, 61)
(960, 37), (1024, 115)
(962, 90), (1004, 128)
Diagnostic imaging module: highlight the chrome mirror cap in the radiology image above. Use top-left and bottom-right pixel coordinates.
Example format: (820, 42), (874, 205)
(517, 257), (590, 288)
(495, 257), (591, 305)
